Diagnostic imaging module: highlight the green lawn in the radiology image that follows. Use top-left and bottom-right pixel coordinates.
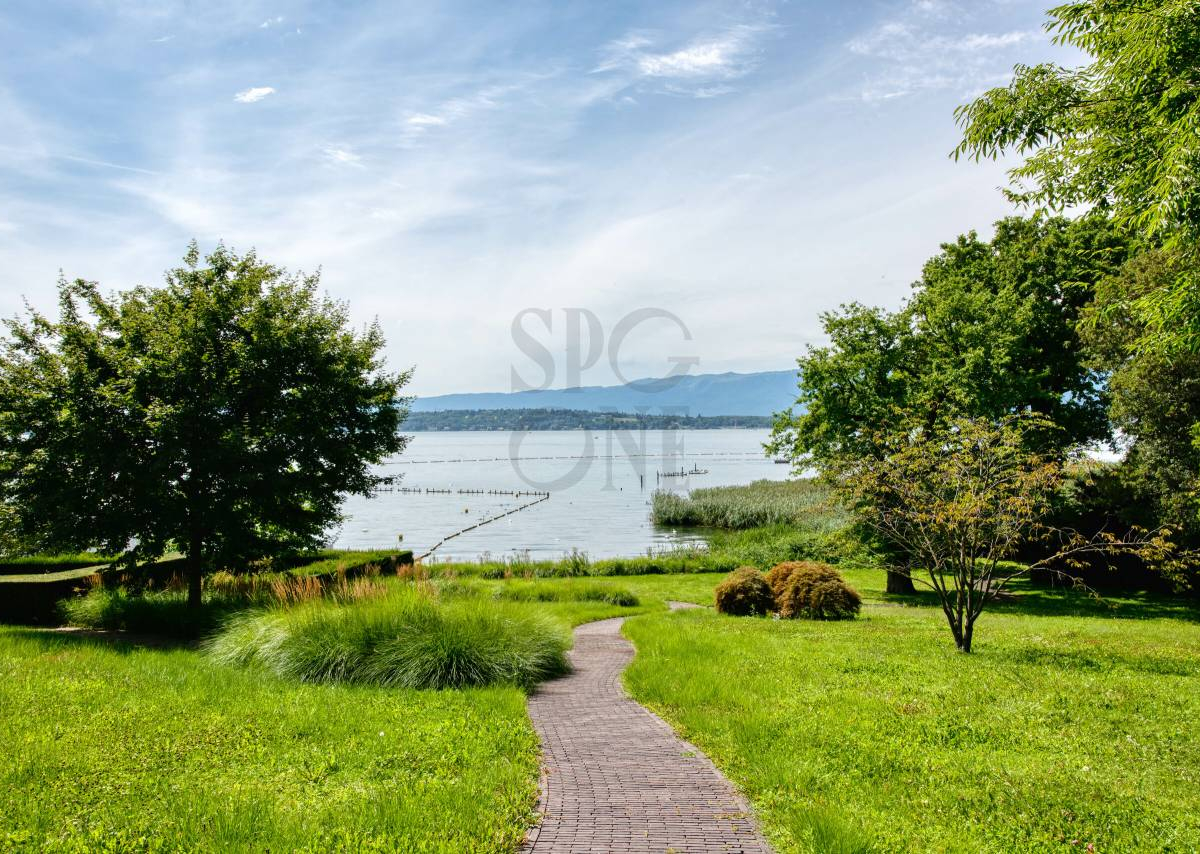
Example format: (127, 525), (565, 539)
(4, 566), (1198, 852)
(622, 569), (1200, 853)
(0, 578), (697, 852)
(0, 628), (539, 853)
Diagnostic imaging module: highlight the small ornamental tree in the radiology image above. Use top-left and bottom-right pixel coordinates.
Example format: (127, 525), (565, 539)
(828, 414), (1174, 652)
(0, 243), (411, 607)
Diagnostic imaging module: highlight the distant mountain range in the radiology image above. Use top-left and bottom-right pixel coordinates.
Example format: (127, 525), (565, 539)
(405, 409), (773, 432)
(411, 370), (799, 418)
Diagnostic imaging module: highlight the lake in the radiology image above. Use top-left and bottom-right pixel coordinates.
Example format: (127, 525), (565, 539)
(332, 429), (787, 561)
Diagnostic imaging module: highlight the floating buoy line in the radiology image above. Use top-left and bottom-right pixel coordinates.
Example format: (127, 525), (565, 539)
(373, 478), (548, 499)
(657, 465), (710, 479)
(415, 493), (550, 561)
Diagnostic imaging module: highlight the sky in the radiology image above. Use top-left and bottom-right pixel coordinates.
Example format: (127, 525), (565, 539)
(0, 0), (1076, 397)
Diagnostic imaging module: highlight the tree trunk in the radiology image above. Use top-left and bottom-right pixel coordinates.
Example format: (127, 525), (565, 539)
(886, 569), (915, 595)
(949, 621), (969, 652)
(186, 560), (202, 609)
(186, 532), (204, 610)
(960, 616), (976, 653)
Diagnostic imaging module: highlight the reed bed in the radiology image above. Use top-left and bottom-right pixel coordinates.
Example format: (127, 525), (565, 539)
(650, 478), (847, 530)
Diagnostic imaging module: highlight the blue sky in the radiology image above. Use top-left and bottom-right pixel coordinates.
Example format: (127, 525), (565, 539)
(0, 0), (1073, 396)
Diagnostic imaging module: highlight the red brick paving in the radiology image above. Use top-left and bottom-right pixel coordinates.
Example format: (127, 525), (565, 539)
(521, 606), (773, 853)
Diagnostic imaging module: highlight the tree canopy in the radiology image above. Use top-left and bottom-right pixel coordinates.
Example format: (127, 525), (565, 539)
(1082, 250), (1200, 542)
(769, 215), (1129, 468)
(0, 244), (410, 605)
(954, 0), (1200, 350)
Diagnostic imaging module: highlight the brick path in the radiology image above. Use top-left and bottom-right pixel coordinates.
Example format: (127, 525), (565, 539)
(521, 605), (773, 853)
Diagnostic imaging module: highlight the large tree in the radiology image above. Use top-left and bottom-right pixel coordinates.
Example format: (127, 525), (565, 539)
(0, 244), (410, 606)
(772, 215), (1126, 466)
(1082, 250), (1200, 543)
(954, 0), (1200, 352)
(770, 215), (1128, 589)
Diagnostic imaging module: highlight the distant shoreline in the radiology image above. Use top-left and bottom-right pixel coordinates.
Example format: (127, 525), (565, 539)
(404, 408), (773, 432)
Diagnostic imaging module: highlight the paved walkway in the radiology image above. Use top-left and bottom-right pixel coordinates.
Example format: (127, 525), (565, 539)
(521, 604), (772, 853)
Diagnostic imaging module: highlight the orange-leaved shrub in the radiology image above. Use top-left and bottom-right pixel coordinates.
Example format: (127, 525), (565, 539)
(764, 561), (829, 601)
(713, 567), (775, 616)
(775, 562), (861, 620)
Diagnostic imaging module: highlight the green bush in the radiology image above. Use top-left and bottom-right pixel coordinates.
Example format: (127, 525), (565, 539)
(205, 588), (570, 690)
(713, 567), (775, 616)
(777, 563), (861, 620)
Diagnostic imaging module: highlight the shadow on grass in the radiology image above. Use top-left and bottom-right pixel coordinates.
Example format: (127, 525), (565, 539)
(6, 625), (196, 653)
(57, 590), (253, 641)
(877, 579), (1200, 623)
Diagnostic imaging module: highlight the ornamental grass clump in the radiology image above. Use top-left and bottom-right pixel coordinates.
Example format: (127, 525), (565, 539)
(205, 586), (570, 690)
(713, 567), (775, 616)
(775, 562), (861, 620)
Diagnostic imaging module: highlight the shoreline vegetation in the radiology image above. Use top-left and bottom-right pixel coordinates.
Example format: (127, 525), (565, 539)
(404, 408), (773, 431)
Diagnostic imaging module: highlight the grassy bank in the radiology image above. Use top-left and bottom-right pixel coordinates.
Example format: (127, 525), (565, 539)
(622, 569), (1200, 852)
(0, 627), (540, 853)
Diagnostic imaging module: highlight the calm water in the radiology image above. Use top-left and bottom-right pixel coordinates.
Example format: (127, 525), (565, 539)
(332, 429), (787, 561)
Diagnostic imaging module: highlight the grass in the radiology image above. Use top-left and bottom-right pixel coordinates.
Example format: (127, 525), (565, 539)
(0, 627), (540, 853)
(281, 549), (413, 578)
(206, 584), (571, 690)
(10, 548), (1198, 852)
(492, 580), (640, 607)
(0, 553), (111, 577)
(448, 548), (742, 579)
(622, 568), (1200, 853)
(0, 573), (710, 851)
(651, 478), (847, 530)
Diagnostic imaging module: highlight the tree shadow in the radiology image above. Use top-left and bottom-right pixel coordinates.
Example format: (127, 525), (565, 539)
(877, 579), (1200, 623)
(4, 625), (197, 653)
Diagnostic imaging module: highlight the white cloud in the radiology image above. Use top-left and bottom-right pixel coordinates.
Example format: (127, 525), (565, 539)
(323, 146), (363, 166)
(594, 24), (769, 96)
(845, 8), (1043, 102)
(959, 31), (1033, 50)
(399, 82), (537, 143)
(233, 86), (275, 103)
(260, 16), (284, 29)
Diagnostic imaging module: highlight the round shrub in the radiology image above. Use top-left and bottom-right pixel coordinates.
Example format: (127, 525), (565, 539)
(714, 567), (775, 616)
(765, 560), (833, 602)
(777, 564), (861, 620)
(807, 578), (862, 620)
